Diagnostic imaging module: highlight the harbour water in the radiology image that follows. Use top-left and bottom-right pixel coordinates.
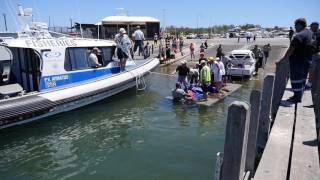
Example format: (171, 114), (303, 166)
(0, 39), (287, 180)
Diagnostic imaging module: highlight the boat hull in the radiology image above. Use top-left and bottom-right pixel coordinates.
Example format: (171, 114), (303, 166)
(0, 58), (159, 129)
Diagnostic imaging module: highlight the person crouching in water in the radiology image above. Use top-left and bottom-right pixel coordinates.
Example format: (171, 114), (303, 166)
(172, 82), (192, 102)
(200, 60), (211, 101)
(115, 28), (132, 71)
(176, 60), (190, 90)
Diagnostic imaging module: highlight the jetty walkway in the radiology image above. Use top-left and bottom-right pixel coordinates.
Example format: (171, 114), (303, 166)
(215, 58), (320, 180)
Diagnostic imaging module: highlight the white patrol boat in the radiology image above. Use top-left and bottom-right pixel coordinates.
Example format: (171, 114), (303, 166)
(0, 6), (159, 129)
(226, 49), (256, 77)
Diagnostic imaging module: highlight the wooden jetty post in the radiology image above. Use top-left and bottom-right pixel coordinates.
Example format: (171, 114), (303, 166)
(257, 74), (274, 150)
(271, 61), (289, 119)
(245, 90), (261, 175)
(221, 101), (250, 180)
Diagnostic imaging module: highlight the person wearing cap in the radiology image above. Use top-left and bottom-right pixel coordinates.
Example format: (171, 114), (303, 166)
(176, 60), (190, 90)
(200, 60), (211, 101)
(88, 47), (102, 68)
(276, 18), (313, 103)
(115, 28), (132, 71)
(133, 26), (145, 57)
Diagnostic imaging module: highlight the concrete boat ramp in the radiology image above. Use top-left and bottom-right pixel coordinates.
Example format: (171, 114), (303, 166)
(196, 83), (242, 106)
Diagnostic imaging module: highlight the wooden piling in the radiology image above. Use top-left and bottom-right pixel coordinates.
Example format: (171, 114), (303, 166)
(257, 74), (275, 150)
(221, 101), (250, 180)
(245, 90), (261, 175)
(271, 61), (289, 119)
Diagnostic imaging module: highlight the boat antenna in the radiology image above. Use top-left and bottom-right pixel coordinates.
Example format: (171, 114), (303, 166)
(17, 4), (32, 35)
(75, 0), (83, 38)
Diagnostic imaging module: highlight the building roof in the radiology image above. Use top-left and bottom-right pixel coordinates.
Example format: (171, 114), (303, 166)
(102, 15), (160, 24)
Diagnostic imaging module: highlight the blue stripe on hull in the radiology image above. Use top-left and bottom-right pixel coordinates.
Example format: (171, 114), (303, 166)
(39, 66), (127, 91)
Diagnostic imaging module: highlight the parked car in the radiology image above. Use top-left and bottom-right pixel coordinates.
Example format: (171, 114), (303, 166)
(227, 49), (256, 77)
(186, 33), (197, 39)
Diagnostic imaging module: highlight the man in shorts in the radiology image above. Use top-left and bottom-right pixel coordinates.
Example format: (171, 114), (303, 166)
(115, 28), (132, 71)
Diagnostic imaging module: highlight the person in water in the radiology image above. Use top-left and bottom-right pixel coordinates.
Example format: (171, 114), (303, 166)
(172, 82), (191, 102)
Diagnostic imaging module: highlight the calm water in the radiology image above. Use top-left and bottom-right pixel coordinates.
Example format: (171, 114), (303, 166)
(0, 43), (286, 180)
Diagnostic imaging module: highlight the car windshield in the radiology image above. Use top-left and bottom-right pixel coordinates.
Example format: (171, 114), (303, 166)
(230, 54), (250, 59)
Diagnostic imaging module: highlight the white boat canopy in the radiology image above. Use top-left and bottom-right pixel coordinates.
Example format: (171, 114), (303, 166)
(102, 15), (160, 25)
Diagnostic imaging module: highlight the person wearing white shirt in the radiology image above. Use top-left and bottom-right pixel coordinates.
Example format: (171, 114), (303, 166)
(88, 47), (102, 68)
(210, 57), (222, 90)
(216, 57), (226, 85)
(132, 26), (145, 57)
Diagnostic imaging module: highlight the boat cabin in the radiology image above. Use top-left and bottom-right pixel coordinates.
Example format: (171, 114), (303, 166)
(0, 38), (121, 99)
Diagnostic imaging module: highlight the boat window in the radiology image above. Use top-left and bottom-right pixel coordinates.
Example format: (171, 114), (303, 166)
(64, 47), (90, 71)
(100, 47), (115, 64)
(64, 46), (115, 71)
(0, 46), (12, 86)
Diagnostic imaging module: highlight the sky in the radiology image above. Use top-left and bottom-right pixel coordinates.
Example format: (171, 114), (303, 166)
(0, 0), (319, 32)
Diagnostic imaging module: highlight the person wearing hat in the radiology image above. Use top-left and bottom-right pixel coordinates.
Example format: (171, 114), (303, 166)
(200, 60), (211, 101)
(132, 25), (145, 57)
(176, 60), (190, 90)
(276, 18), (313, 103)
(115, 28), (132, 71)
(88, 47), (102, 68)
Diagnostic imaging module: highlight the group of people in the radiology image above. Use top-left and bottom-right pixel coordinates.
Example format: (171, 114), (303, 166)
(172, 51), (227, 102)
(251, 44), (271, 74)
(189, 40), (208, 60)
